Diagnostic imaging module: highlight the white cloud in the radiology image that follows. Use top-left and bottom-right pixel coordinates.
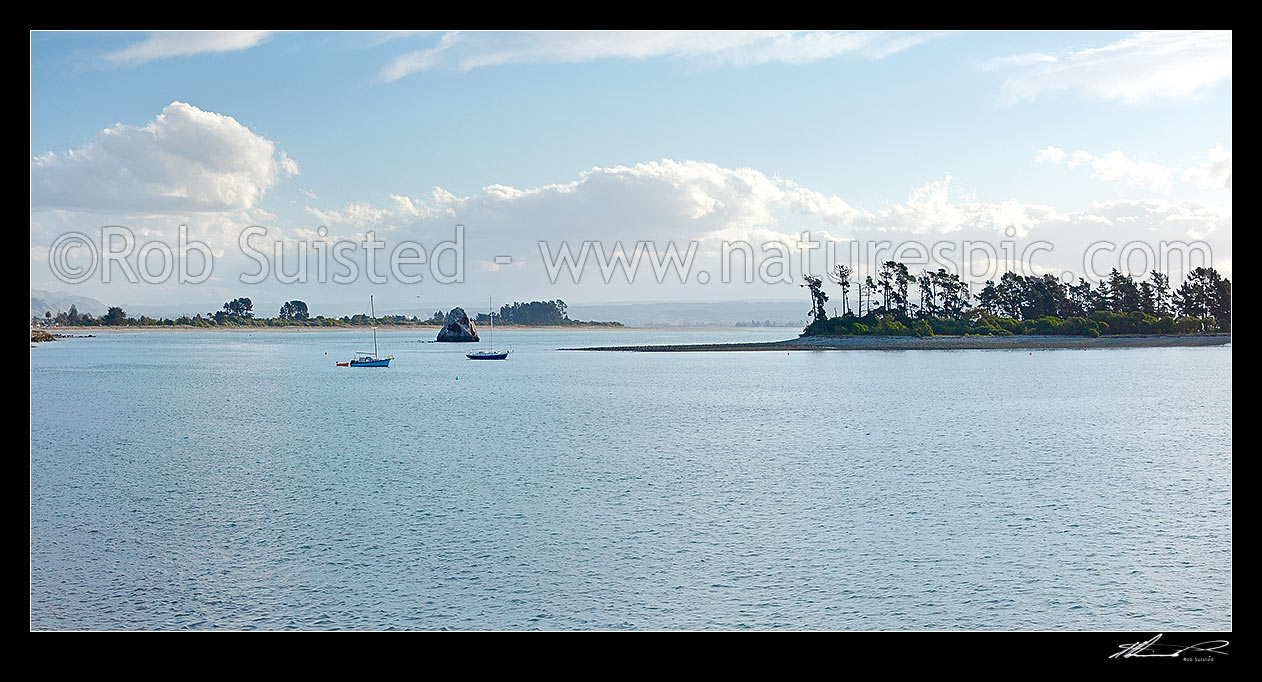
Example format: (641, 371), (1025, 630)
(1081, 197), (1224, 228)
(381, 30), (939, 81)
(32, 158), (1232, 307)
(380, 31), (463, 81)
(1081, 150), (1173, 193)
(306, 160), (861, 246)
(1034, 146), (1065, 164)
(849, 176), (1064, 237)
(102, 31), (274, 67)
(1181, 144), (1232, 191)
(1036, 146), (1174, 192)
(275, 161), (1230, 300)
(985, 31), (1231, 104)
(304, 160), (1227, 248)
(30, 102), (298, 213)
(305, 201), (390, 228)
(1042, 144), (1235, 193)
(1084, 198), (1227, 241)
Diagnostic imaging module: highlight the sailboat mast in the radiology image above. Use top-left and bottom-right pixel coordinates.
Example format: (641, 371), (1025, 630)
(371, 295), (378, 357)
(489, 296), (493, 347)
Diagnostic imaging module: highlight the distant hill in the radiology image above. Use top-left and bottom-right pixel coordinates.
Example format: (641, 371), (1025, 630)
(30, 289), (108, 319)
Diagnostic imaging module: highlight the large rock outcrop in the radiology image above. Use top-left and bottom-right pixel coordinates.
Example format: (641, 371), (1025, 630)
(436, 307), (479, 342)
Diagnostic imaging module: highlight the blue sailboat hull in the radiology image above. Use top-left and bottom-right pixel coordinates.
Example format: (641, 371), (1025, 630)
(466, 352), (508, 360)
(350, 358), (391, 367)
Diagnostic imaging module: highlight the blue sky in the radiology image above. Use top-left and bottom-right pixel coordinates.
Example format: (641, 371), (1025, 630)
(30, 31), (1232, 317)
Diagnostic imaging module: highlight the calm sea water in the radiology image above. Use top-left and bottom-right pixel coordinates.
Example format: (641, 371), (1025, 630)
(30, 329), (1232, 630)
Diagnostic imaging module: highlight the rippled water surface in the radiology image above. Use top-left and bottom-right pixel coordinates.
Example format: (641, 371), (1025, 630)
(30, 329), (1232, 630)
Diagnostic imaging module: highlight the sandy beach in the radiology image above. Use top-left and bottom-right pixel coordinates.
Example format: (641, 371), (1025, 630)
(562, 334), (1232, 352)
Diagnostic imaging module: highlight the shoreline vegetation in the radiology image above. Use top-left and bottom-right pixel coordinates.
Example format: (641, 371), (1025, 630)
(30, 297), (622, 333)
(796, 264), (1230, 339)
(35, 323), (633, 334)
(29, 265), (1233, 352)
(562, 334), (1231, 352)
(567, 264), (1231, 352)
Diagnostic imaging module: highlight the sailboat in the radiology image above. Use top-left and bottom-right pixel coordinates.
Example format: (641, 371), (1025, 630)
(466, 297), (510, 360)
(348, 295), (393, 367)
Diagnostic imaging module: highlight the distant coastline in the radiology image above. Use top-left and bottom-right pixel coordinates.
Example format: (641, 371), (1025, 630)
(32, 298), (623, 331)
(562, 334), (1232, 352)
(38, 323), (636, 333)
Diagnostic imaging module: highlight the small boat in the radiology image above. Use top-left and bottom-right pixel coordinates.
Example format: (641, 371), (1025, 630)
(466, 350), (509, 360)
(349, 353), (391, 367)
(466, 297), (510, 361)
(345, 295), (393, 367)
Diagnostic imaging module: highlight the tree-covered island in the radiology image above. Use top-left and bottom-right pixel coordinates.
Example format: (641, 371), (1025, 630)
(800, 264), (1230, 338)
(472, 300), (622, 327)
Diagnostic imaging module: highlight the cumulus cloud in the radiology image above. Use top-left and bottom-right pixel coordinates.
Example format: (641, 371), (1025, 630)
(32, 157), (1232, 307)
(1181, 144), (1232, 191)
(1035, 146), (1174, 192)
(272, 160), (1230, 300)
(1068, 150), (1095, 169)
(1086, 197), (1228, 242)
(1079, 150), (1173, 193)
(1041, 144), (1234, 193)
(850, 177), (1065, 237)
(30, 102), (298, 213)
(305, 201), (390, 228)
(302, 159), (1228, 248)
(1081, 197), (1225, 234)
(1034, 146), (1066, 164)
(984, 31), (1231, 104)
(306, 160), (861, 244)
(102, 31), (274, 67)
(381, 30), (939, 81)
